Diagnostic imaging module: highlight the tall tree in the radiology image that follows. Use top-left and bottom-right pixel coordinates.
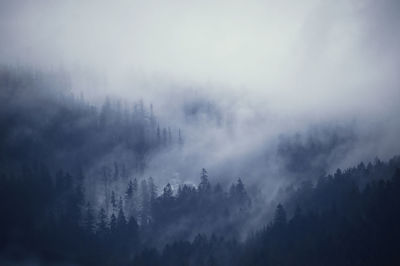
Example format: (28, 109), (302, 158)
(111, 190), (117, 214)
(110, 213), (117, 233)
(148, 176), (158, 218)
(140, 179), (150, 225)
(97, 208), (108, 234)
(162, 183), (173, 199)
(199, 168), (211, 193)
(117, 206), (127, 232)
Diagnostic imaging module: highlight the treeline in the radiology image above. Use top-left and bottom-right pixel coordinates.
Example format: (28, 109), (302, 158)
(1, 157), (400, 265)
(132, 157), (400, 266)
(2, 66), (400, 265)
(239, 157), (400, 266)
(0, 66), (183, 174)
(0, 166), (251, 265)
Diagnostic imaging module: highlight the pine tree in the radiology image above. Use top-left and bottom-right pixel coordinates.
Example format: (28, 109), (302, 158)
(140, 179), (150, 225)
(126, 180), (134, 200)
(110, 213), (117, 232)
(229, 178), (250, 207)
(118, 196), (124, 212)
(148, 176), (158, 210)
(125, 178), (139, 219)
(97, 208), (108, 234)
(111, 190), (117, 214)
(162, 183), (173, 199)
(117, 207), (127, 231)
(199, 168), (211, 193)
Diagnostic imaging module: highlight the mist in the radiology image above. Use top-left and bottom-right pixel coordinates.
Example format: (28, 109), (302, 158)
(1, 0), (399, 191)
(1, 0), (400, 264)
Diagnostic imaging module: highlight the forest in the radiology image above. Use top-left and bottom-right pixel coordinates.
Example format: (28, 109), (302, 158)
(1, 67), (400, 266)
(2, 0), (400, 264)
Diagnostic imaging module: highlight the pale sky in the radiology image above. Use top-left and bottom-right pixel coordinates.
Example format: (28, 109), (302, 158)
(1, 0), (399, 105)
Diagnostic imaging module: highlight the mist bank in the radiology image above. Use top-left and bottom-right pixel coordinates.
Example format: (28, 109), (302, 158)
(1, 0), (399, 191)
(1, 0), (399, 130)
(1, 139), (399, 265)
(1, 65), (399, 193)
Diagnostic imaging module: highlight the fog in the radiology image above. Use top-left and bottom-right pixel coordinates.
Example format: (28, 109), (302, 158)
(1, 0), (399, 190)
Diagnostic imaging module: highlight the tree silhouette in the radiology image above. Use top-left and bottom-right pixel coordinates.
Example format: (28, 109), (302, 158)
(199, 168), (211, 193)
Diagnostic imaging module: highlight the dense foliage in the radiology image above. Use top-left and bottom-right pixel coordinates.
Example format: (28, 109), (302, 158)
(1, 67), (400, 265)
(1, 158), (400, 265)
(0, 66), (181, 174)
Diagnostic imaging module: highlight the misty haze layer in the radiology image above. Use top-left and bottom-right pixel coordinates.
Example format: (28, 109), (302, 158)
(1, 1), (400, 265)
(1, 0), (399, 187)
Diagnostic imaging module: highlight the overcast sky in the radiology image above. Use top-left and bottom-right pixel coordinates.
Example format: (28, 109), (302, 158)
(1, 0), (399, 105)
